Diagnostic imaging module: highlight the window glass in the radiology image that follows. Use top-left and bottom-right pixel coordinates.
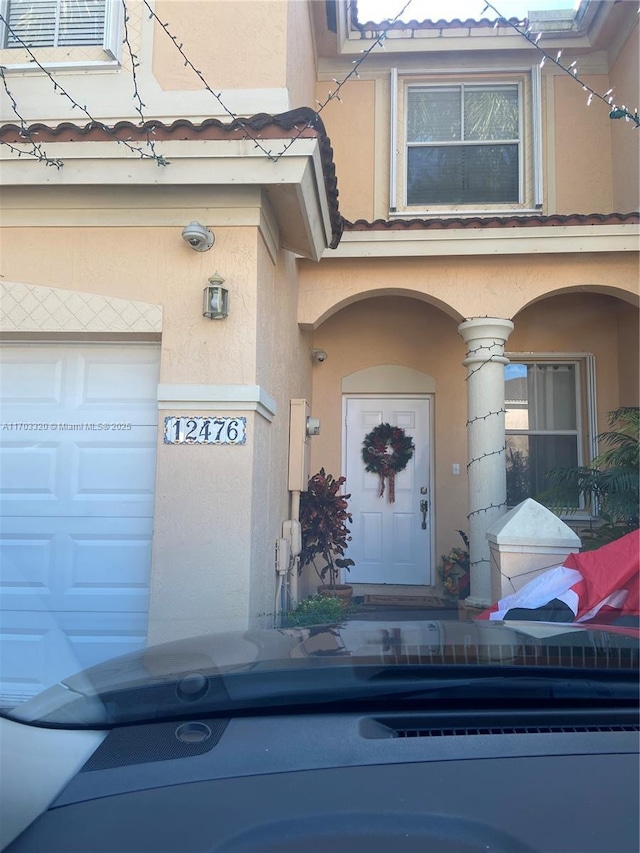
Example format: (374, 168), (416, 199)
(506, 434), (579, 506)
(405, 83), (520, 206)
(464, 87), (519, 141)
(505, 363), (581, 507)
(407, 144), (519, 205)
(5, 0), (105, 48)
(407, 88), (461, 142)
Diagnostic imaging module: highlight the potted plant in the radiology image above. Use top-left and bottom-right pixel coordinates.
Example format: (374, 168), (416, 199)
(299, 468), (355, 601)
(438, 530), (470, 601)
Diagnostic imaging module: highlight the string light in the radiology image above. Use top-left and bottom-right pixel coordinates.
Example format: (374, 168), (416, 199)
(0, 66), (62, 168)
(0, 11), (169, 166)
(141, 0), (279, 162)
(466, 409), (506, 425)
(466, 445), (506, 471)
(480, 1), (640, 128)
(272, 0), (416, 160)
(121, 0), (166, 164)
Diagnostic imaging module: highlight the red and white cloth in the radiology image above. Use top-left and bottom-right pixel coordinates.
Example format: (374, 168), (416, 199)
(477, 530), (639, 623)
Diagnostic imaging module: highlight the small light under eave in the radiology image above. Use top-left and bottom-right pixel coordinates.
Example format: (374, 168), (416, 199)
(203, 273), (229, 320)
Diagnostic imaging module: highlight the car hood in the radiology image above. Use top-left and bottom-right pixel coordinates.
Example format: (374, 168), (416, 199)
(7, 618), (639, 727)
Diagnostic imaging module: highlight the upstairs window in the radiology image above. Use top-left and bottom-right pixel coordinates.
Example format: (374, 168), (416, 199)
(3, 0), (106, 48)
(406, 83), (521, 206)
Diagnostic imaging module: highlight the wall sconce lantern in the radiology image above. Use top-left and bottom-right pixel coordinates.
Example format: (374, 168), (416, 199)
(203, 273), (229, 319)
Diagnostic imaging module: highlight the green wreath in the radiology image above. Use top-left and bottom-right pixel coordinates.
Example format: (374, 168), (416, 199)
(362, 423), (415, 503)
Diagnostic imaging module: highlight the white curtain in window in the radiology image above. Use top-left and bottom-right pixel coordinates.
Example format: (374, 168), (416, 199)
(527, 364), (577, 431)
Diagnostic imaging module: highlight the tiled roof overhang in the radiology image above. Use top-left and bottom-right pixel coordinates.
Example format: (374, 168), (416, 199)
(354, 15), (525, 32)
(344, 212), (640, 230)
(0, 107), (343, 251)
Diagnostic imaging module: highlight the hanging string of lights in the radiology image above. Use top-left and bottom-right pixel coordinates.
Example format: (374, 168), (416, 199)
(0, 65), (62, 168)
(121, 0), (166, 164)
(140, 0), (280, 162)
(0, 12), (169, 166)
(482, 0), (640, 128)
(273, 0), (416, 160)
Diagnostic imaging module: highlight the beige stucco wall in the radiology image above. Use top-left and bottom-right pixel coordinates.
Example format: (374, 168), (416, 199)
(553, 75), (614, 214)
(609, 22), (640, 213)
(0, 224), (260, 384)
(152, 1), (287, 91)
(249, 245), (312, 626)
(287, 0), (318, 109)
(616, 303), (640, 407)
(0, 218), (311, 638)
(316, 80), (377, 223)
(298, 252), (639, 329)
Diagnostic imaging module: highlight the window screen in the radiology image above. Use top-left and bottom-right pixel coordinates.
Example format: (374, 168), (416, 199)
(5, 0), (106, 48)
(406, 84), (520, 205)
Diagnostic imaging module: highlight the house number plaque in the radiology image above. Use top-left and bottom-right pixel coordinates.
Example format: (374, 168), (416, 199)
(164, 416), (247, 445)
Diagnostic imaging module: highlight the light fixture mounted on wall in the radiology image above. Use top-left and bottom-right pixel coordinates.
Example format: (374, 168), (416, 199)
(182, 221), (214, 252)
(203, 273), (229, 320)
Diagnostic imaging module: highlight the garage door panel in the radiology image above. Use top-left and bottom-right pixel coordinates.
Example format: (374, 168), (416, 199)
(0, 536), (54, 590)
(71, 534), (152, 591)
(80, 353), (160, 407)
(74, 441), (157, 498)
(1, 520), (153, 611)
(0, 343), (159, 703)
(0, 356), (64, 404)
(0, 443), (58, 499)
(0, 611), (148, 705)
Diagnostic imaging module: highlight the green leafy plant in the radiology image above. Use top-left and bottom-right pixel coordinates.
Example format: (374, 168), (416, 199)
(438, 530), (470, 600)
(506, 444), (530, 507)
(284, 594), (346, 627)
(542, 407), (639, 546)
(299, 468), (355, 588)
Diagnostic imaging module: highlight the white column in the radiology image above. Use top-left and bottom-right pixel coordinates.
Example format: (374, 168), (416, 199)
(458, 318), (514, 606)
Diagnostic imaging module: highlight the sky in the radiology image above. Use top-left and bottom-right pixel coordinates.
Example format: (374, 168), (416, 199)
(356, 0), (580, 22)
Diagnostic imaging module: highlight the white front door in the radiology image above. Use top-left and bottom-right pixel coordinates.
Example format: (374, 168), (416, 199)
(344, 396), (432, 585)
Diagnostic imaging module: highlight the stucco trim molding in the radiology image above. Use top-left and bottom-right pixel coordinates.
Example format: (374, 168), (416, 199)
(157, 384), (277, 422)
(0, 280), (162, 334)
(342, 365), (436, 394)
(327, 225), (639, 258)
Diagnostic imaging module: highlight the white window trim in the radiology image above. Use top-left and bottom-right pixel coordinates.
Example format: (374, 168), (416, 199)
(505, 352), (597, 517)
(0, 0), (122, 69)
(392, 69), (543, 217)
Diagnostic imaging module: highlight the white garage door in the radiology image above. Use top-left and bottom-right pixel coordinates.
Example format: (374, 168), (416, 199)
(0, 343), (160, 706)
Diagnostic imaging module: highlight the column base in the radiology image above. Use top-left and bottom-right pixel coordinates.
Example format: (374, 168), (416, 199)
(463, 595), (491, 609)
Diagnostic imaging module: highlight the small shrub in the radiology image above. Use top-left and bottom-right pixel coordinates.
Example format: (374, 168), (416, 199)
(285, 594), (346, 627)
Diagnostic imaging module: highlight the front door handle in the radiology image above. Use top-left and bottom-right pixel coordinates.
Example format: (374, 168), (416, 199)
(420, 499), (428, 530)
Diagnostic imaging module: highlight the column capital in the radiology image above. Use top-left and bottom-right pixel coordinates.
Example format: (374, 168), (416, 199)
(458, 317), (514, 347)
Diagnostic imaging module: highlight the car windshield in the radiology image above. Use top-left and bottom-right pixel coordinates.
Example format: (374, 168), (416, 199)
(0, 0), (638, 731)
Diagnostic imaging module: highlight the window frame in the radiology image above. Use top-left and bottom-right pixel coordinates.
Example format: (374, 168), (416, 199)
(504, 353), (597, 516)
(0, 0), (122, 68)
(390, 68), (543, 216)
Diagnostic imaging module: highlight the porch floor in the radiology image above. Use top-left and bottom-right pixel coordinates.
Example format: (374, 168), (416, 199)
(347, 596), (461, 622)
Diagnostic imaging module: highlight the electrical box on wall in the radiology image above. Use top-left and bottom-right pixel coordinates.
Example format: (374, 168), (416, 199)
(288, 399), (320, 491)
